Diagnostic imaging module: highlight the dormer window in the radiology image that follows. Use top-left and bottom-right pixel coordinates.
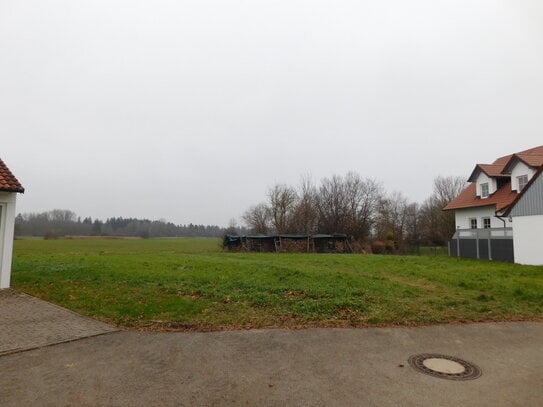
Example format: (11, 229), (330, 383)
(517, 175), (528, 192)
(480, 183), (489, 198)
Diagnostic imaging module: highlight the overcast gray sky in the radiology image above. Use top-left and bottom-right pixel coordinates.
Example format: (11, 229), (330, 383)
(1, 0), (542, 226)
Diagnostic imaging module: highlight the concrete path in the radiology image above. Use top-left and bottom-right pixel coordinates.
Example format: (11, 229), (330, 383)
(0, 289), (117, 355)
(1, 320), (542, 406)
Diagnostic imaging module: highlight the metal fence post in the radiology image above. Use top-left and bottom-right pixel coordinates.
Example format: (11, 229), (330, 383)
(476, 230), (480, 259)
(456, 227), (460, 257)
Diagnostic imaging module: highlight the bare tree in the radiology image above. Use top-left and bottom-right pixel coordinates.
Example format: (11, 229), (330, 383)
(344, 173), (382, 239)
(239, 173), (465, 248)
(419, 195), (444, 245)
(433, 176), (466, 204)
(419, 175), (467, 245)
(291, 175), (319, 234)
(268, 184), (298, 233)
(224, 218), (240, 235)
(242, 203), (271, 234)
(48, 209), (77, 222)
(404, 202), (420, 246)
(316, 174), (347, 234)
(316, 173), (382, 239)
(375, 191), (410, 243)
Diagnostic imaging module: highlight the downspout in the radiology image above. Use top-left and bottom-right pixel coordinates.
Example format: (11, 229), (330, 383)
(494, 215), (507, 228)
(492, 214), (509, 262)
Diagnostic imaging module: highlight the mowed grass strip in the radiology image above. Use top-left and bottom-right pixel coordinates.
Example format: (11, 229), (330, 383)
(12, 237), (543, 331)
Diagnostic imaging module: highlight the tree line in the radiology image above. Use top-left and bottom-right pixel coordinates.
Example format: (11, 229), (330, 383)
(241, 172), (465, 251)
(15, 210), (246, 239)
(15, 172), (465, 248)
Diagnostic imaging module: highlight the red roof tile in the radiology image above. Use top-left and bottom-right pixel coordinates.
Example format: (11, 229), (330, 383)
(444, 145), (543, 213)
(0, 159), (24, 193)
(479, 164), (507, 177)
(467, 164), (507, 181)
(516, 153), (543, 167)
(443, 182), (517, 212)
(492, 154), (513, 167)
(503, 146), (543, 173)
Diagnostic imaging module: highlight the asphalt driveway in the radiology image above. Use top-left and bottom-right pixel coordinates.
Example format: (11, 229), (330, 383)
(0, 289), (116, 355)
(1, 290), (542, 406)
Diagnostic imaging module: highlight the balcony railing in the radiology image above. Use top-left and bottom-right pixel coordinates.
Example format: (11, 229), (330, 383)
(452, 227), (513, 240)
(449, 227), (514, 262)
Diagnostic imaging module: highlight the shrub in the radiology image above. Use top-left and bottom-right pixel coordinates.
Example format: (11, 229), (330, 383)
(385, 239), (395, 254)
(44, 229), (61, 240)
(348, 239), (371, 254)
(371, 240), (385, 254)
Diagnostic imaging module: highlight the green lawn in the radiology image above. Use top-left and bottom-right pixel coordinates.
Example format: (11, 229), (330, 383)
(11, 237), (543, 331)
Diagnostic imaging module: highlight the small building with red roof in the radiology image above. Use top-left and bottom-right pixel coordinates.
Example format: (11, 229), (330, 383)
(0, 159), (24, 288)
(444, 145), (543, 264)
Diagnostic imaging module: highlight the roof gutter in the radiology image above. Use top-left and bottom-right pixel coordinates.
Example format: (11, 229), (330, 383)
(0, 187), (25, 193)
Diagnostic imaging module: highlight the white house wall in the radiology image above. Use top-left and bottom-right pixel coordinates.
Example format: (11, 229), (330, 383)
(510, 161), (536, 192)
(512, 215), (543, 265)
(454, 206), (512, 229)
(0, 191), (17, 288)
(475, 172), (497, 197)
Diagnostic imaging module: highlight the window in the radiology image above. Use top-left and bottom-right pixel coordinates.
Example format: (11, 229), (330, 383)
(482, 217), (491, 229)
(480, 183), (489, 198)
(517, 175), (528, 192)
(470, 218), (477, 229)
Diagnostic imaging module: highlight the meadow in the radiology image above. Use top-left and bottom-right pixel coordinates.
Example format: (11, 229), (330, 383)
(11, 237), (543, 331)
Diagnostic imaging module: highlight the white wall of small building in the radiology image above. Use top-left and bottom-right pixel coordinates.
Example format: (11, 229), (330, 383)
(454, 206), (512, 229)
(475, 172), (497, 197)
(510, 161), (536, 192)
(0, 191), (18, 289)
(512, 215), (543, 265)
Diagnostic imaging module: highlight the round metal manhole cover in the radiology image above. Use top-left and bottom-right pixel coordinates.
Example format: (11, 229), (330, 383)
(408, 354), (482, 381)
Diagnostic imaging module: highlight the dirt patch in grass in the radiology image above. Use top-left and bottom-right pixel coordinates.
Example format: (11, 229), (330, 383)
(127, 315), (543, 332)
(384, 275), (438, 290)
(282, 290), (305, 299)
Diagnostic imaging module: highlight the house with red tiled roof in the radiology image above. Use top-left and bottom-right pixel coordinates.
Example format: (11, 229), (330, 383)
(0, 159), (24, 288)
(444, 145), (543, 264)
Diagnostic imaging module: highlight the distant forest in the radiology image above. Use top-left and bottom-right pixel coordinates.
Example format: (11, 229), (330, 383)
(15, 209), (247, 239)
(15, 172), (465, 248)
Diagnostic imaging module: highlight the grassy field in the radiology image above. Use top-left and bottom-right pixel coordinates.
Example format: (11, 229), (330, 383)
(11, 237), (543, 331)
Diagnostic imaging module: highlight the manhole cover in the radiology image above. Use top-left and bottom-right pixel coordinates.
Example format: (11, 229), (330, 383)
(408, 353), (482, 381)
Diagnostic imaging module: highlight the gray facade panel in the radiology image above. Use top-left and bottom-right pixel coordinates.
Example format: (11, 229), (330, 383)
(448, 237), (514, 262)
(478, 240), (489, 259)
(509, 171), (543, 216)
(490, 239), (514, 262)
(459, 239), (478, 259)
(450, 240), (458, 257)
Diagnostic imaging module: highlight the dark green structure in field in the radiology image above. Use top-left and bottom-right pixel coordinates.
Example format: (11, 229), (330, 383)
(223, 234), (352, 253)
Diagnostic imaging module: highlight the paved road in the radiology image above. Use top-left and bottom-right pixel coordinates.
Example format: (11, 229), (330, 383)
(1, 322), (542, 406)
(0, 289), (116, 355)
